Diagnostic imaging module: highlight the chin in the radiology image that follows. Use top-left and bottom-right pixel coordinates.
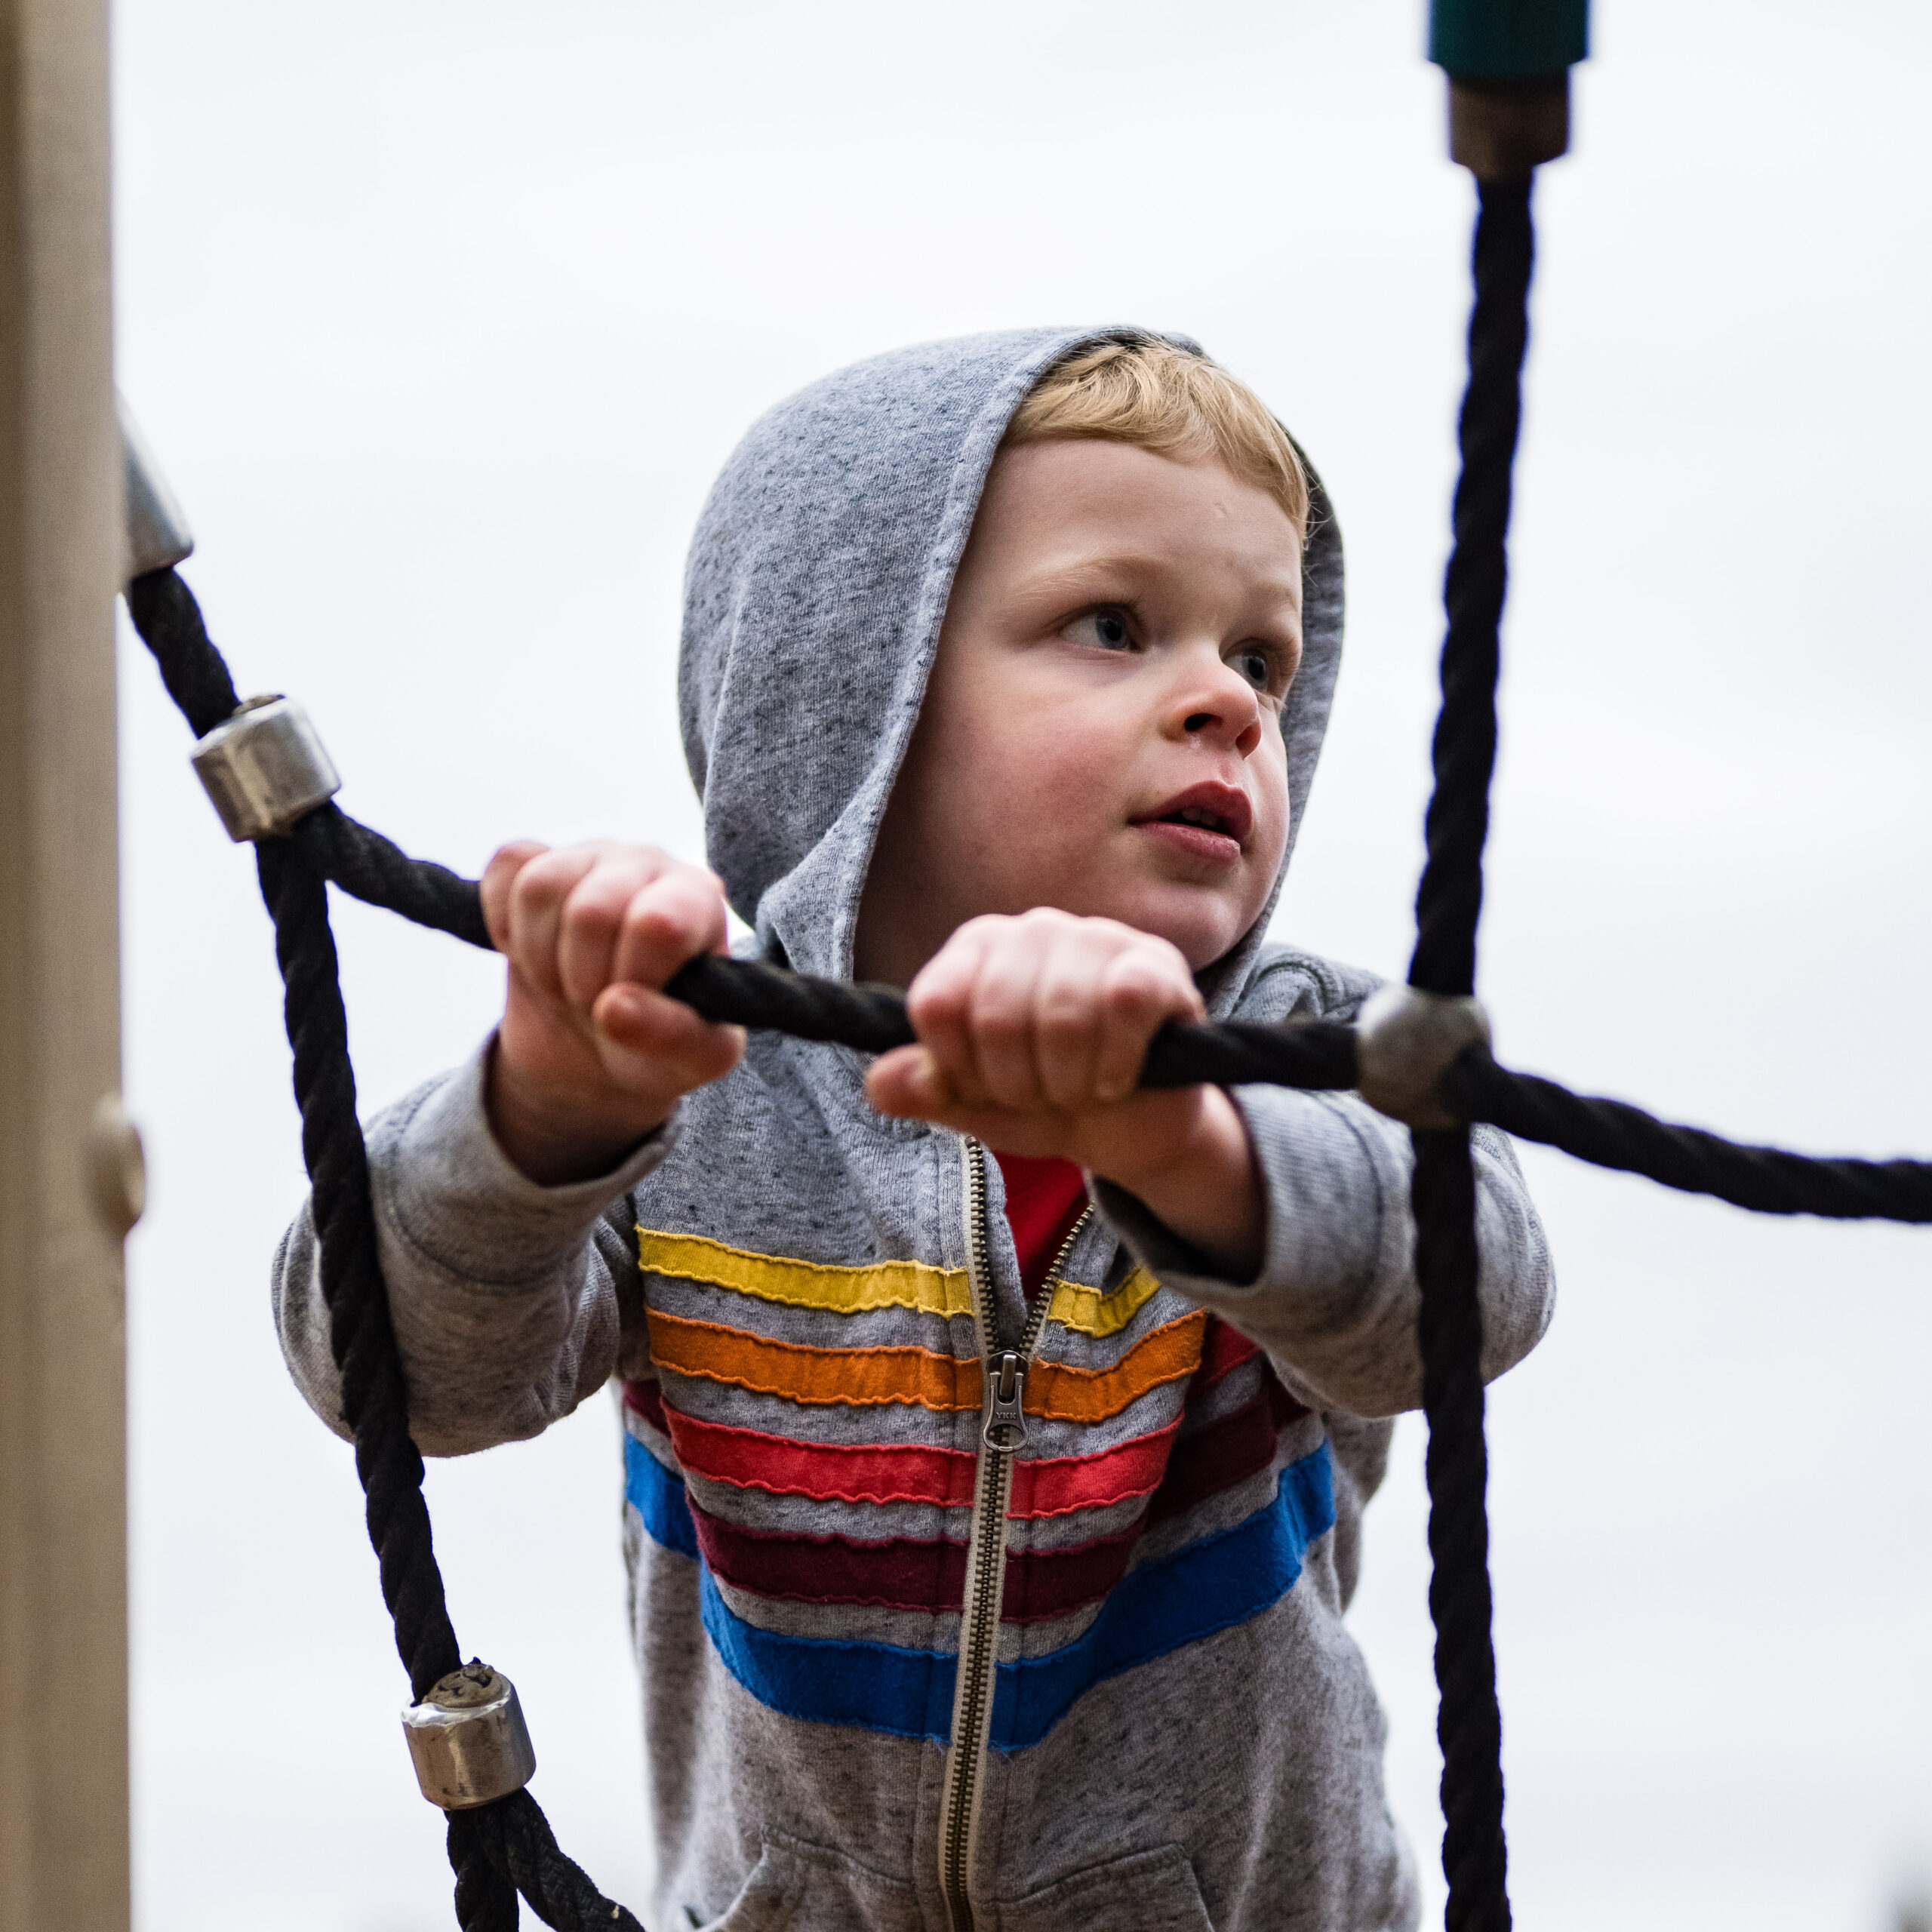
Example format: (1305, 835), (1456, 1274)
(1111, 891), (1251, 973)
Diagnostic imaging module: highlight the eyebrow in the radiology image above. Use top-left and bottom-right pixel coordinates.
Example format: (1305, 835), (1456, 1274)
(1013, 554), (1305, 611)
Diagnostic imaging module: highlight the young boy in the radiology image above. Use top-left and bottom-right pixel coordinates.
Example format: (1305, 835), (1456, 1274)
(275, 328), (1552, 1932)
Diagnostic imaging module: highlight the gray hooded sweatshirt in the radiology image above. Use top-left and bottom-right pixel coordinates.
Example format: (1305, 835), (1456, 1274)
(273, 327), (1553, 1932)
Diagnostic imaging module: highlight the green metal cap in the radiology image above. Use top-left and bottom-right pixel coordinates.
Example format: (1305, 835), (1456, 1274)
(1429, 0), (1589, 79)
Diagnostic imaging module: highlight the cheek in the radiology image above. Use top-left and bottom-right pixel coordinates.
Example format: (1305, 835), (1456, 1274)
(1254, 753), (1292, 870)
(952, 689), (1126, 829)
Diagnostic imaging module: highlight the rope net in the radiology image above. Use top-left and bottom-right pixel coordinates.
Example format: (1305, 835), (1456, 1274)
(124, 176), (1932, 1929)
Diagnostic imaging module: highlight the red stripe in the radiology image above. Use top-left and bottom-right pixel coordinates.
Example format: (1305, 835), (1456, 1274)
(1010, 1424), (1181, 1518)
(626, 1380), (1185, 1519)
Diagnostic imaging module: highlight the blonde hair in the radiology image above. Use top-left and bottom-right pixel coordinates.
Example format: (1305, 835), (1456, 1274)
(1003, 335), (1310, 543)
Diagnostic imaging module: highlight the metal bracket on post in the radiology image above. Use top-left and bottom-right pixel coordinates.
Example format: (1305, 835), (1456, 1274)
(118, 395), (194, 584)
(115, 399), (343, 842)
(1429, 0), (1589, 180)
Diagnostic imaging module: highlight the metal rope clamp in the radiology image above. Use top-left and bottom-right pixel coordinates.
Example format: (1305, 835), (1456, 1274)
(401, 1662), (538, 1810)
(1355, 985), (1491, 1131)
(191, 694), (342, 841)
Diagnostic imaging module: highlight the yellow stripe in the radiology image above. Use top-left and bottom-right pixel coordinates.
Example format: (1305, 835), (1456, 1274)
(639, 1229), (1162, 1339)
(1043, 1265), (1163, 1340)
(637, 1227), (973, 1320)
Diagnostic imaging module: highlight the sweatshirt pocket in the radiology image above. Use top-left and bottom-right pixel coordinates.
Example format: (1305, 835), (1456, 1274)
(996, 1841), (1215, 1932)
(685, 1832), (921, 1931)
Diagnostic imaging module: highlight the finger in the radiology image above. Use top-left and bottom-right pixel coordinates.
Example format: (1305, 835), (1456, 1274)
(480, 840), (550, 954)
(866, 1048), (1063, 1152)
(506, 845), (605, 1001)
(961, 924), (1049, 1109)
(557, 853), (666, 1009)
(1032, 925), (1116, 1112)
(593, 983), (746, 1091)
(865, 1044), (952, 1119)
(905, 920), (997, 1101)
(1093, 940), (1202, 1103)
(611, 867), (731, 992)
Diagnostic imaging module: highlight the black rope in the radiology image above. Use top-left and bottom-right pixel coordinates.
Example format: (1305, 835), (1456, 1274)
(293, 804), (494, 949)
(254, 837), (462, 1700)
(130, 569), (638, 1932)
(1452, 1048), (1932, 1221)
(1414, 1128), (1506, 1926)
(1404, 174), (1534, 1932)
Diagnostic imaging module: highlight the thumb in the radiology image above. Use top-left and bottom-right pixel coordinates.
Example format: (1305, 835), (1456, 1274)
(866, 1046), (952, 1118)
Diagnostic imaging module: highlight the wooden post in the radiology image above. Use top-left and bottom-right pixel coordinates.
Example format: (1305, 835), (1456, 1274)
(0, 0), (130, 1927)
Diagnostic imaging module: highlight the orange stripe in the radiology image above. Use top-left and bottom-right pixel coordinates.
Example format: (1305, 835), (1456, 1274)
(1029, 1309), (1207, 1421)
(648, 1306), (1208, 1423)
(648, 1309), (980, 1411)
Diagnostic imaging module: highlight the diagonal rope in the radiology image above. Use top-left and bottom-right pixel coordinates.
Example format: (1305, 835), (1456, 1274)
(128, 569), (645, 1932)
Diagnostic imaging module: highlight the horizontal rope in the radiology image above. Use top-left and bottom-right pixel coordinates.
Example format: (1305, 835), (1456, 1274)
(277, 815), (1932, 1228)
(1449, 1048), (1932, 1223)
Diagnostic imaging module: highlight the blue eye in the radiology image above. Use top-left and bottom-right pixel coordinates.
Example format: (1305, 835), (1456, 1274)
(1065, 610), (1134, 651)
(1235, 647), (1272, 691)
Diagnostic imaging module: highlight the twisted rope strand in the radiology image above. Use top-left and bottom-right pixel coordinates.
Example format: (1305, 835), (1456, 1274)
(1403, 174), (1536, 1932)
(1413, 1131), (1508, 1925)
(1411, 177), (1531, 1005)
(254, 838), (463, 1700)
(1453, 1049), (1932, 1221)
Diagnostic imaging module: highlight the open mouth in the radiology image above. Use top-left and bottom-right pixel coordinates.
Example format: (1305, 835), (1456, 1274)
(1135, 783), (1253, 853)
(1162, 803), (1234, 835)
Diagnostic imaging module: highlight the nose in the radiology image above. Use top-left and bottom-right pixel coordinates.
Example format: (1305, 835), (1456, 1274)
(1166, 648), (1263, 758)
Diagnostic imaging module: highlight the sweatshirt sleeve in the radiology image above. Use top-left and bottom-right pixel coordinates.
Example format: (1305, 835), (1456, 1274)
(271, 1041), (675, 1457)
(1090, 947), (1555, 1420)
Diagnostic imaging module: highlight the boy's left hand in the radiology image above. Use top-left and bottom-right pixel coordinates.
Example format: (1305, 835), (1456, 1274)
(866, 910), (1265, 1279)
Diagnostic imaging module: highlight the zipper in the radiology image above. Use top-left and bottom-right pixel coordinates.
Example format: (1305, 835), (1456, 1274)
(937, 1137), (1093, 1932)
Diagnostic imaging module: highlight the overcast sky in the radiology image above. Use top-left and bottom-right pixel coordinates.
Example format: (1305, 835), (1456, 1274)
(112, 3), (1932, 1927)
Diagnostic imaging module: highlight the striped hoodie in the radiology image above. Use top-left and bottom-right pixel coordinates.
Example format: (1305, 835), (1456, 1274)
(274, 328), (1555, 1932)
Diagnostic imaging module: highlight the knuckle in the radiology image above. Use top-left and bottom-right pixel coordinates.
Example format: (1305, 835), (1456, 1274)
(972, 998), (1028, 1049)
(1035, 980), (1094, 1037)
(514, 848), (586, 909)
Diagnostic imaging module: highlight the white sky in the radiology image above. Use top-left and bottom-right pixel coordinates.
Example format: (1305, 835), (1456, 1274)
(113, 3), (1932, 1927)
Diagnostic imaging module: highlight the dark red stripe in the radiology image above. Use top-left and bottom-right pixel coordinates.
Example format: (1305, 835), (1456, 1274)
(1199, 1313), (1261, 1386)
(689, 1494), (1146, 1623)
(1150, 1375), (1305, 1523)
(692, 1505), (968, 1614)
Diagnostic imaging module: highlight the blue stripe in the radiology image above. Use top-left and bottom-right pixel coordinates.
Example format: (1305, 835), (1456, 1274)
(626, 1432), (700, 1559)
(623, 1432), (1334, 1751)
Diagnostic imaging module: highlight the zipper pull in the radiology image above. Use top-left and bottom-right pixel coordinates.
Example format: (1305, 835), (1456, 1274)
(983, 1350), (1029, 1452)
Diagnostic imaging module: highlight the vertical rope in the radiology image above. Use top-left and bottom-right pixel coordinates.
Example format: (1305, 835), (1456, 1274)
(1407, 174), (1534, 1932)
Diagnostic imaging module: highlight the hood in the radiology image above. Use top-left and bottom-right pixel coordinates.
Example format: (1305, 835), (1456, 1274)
(679, 326), (1345, 1020)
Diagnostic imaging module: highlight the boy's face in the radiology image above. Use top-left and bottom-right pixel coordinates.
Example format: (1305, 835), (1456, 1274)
(857, 438), (1303, 986)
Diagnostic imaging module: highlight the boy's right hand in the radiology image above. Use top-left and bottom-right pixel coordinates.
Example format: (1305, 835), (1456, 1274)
(481, 841), (745, 1186)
